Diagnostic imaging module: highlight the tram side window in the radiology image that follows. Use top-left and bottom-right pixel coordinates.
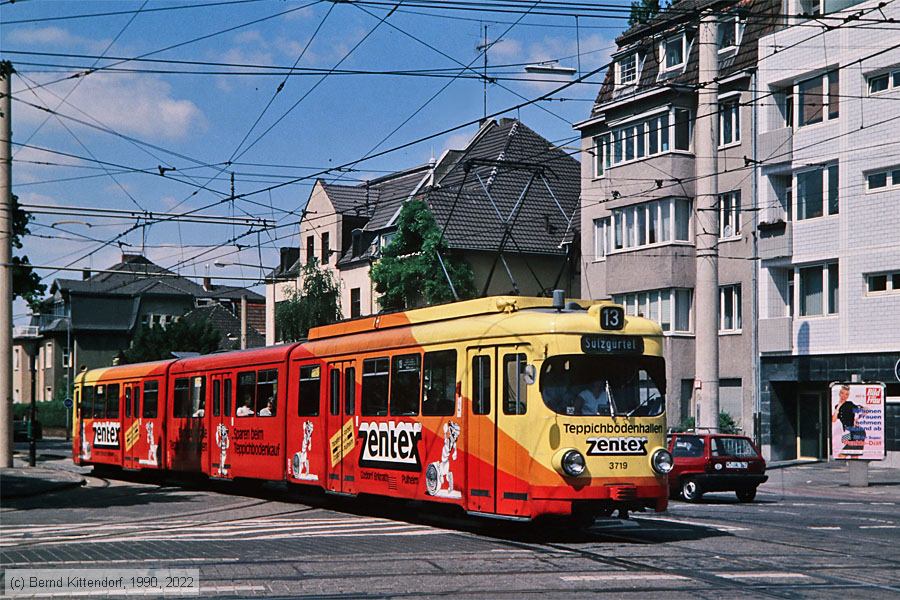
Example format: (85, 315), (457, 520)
(94, 385), (106, 419)
(191, 376), (206, 417)
(472, 356), (491, 415)
(345, 367), (356, 415)
(298, 365), (321, 416)
(125, 387), (132, 418)
(106, 384), (120, 419)
(503, 354), (528, 415)
(256, 369), (278, 416)
(423, 350), (456, 416)
(81, 386), (94, 419)
(362, 358), (389, 416)
(143, 381), (159, 418)
(75, 389), (81, 419)
(330, 369), (340, 416)
(390, 354), (421, 416)
(133, 386), (141, 418)
(237, 371), (256, 416)
(173, 378), (191, 417)
(212, 380), (221, 417)
(224, 378), (233, 416)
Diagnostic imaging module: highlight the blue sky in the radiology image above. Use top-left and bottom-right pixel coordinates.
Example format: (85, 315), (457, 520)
(2, 0), (625, 322)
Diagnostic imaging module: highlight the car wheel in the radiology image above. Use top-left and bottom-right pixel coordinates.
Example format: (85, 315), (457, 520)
(681, 479), (702, 502)
(736, 488), (757, 502)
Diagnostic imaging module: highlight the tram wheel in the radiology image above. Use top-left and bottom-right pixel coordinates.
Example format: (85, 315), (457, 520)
(680, 479), (702, 502)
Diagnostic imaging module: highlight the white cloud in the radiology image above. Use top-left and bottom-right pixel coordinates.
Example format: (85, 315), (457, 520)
(441, 131), (474, 154)
(6, 26), (112, 53)
(491, 38), (523, 60)
(13, 73), (205, 141)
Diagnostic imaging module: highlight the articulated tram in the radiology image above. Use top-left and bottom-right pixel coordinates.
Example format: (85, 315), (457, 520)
(73, 296), (673, 521)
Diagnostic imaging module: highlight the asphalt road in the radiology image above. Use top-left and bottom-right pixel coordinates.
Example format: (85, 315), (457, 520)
(2, 445), (899, 599)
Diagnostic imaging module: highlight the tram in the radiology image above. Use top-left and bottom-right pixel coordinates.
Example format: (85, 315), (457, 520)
(73, 296), (673, 521)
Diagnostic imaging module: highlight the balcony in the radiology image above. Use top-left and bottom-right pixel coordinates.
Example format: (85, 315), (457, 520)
(12, 325), (40, 338)
(759, 317), (792, 353)
(758, 220), (792, 261)
(758, 127), (792, 167)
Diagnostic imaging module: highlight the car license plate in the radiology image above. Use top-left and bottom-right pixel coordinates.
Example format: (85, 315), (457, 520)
(726, 461), (748, 469)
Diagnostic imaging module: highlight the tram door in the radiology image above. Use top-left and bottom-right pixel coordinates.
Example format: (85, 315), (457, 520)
(208, 373), (233, 478)
(466, 348), (496, 514)
(122, 381), (141, 469)
(325, 361), (356, 494)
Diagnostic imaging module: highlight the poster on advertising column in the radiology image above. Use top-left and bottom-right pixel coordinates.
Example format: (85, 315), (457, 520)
(830, 382), (886, 460)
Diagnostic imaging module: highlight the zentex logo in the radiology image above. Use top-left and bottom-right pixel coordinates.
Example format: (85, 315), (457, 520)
(358, 421), (423, 472)
(586, 436), (649, 456)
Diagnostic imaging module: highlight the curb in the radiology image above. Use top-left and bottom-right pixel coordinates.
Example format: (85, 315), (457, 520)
(1, 478), (86, 500)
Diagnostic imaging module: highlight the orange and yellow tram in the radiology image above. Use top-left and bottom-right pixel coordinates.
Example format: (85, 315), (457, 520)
(73, 296), (673, 521)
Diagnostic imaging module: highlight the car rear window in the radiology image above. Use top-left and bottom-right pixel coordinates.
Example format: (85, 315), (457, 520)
(713, 437), (757, 457)
(672, 435), (705, 457)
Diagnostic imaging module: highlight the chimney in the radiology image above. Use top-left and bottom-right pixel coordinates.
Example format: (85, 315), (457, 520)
(82, 269), (91, 281)
(202, 276), (212, 291)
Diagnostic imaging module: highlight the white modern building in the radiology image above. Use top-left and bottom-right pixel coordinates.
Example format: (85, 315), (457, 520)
(756, 0), (900, 462)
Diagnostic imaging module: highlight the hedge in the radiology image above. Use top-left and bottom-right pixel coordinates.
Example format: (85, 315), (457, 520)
(13, 400), (71, 428)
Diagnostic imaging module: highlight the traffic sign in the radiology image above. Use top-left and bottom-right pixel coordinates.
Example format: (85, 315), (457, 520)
(64, 397), (73, 409)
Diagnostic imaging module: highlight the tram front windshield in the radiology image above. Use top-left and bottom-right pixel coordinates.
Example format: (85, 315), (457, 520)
(540, 355), (665, 417)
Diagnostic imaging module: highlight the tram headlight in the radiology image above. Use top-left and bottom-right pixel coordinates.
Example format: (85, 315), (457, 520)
(651, 449), (674, 474)
(561, 450), (586, 477)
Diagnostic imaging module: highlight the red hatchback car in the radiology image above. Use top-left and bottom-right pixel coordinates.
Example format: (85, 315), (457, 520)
(666, 433), (768, 502)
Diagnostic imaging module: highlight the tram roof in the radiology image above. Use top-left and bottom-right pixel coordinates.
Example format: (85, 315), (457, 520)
(76, 359), (176, 385)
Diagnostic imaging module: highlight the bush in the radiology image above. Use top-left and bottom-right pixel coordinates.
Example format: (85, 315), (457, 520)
(13, 400), (70, 428)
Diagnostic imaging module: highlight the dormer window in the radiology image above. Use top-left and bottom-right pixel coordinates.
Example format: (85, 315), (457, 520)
(661, 35), (686, 71)
(718, 16), (744, 52)
(616, 53), (638, 86)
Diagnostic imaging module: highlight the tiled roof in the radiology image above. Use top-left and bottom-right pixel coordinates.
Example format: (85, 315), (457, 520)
(335, 119), (580, 265)
(321, 182), (380, 217)
(51, 254), (263, 302)
(593, 0), (780, 111)
(182, 303), (265, 350)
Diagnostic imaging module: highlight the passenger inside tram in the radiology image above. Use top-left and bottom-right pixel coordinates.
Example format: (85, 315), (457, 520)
(237, 397), (255, 417)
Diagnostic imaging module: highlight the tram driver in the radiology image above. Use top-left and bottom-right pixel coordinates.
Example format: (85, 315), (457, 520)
(577, 379), (611, 416)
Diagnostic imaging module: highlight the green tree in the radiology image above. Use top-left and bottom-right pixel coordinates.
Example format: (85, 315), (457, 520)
(370, 199), (476, 311)
(121, 317), (221, 364)
(11, 194), (46, 309)
(673, 412), (739, 434)
(628, 0), (661, 26)
(275, 259), (342, 342)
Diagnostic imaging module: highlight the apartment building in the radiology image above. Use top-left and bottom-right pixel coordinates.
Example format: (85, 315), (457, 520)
(756, 0), (900, 462)
(577, 0), (778, 432)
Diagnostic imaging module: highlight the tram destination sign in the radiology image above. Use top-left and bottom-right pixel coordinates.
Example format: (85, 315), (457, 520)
(581, 334), (644, 355)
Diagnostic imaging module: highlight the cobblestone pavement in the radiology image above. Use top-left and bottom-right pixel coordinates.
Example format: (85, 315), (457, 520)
(1, 453), (898, 599)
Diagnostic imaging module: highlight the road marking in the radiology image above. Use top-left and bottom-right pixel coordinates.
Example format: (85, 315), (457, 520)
(809, 526), (841, 530)
(717, 572), (810, 580)
(634, 516), (748, 532)
(859, 525), (899, 529)
(837, 502), (863, 506)
(561, 574), (688, 582)
(871, 502), (896, 506)
(200, 586), (268, 594)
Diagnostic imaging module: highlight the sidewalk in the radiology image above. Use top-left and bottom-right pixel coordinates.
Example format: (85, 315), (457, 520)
(760, 460), (900, 501)
(0, 461), (86, 500)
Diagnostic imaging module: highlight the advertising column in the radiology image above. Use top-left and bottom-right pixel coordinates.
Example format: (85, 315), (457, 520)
(830, 382), (886, 487)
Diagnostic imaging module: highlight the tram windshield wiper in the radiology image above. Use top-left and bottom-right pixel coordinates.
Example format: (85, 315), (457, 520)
(626, 393), (658, 418)
(606, 380), (618, 418)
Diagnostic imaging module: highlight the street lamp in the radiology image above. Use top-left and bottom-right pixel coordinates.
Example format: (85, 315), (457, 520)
(213, 260), (262, 269)
(524, 62), (577, 76)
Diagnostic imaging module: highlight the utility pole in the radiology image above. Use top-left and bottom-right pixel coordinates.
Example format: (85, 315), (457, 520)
(240, 294), (248, 350)
(477, 24), (489, 121)
(694, 13), (720, 432)
(1, 61), (14, 468)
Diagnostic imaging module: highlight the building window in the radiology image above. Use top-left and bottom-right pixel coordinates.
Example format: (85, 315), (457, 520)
(718, 16), (743, 51)
(350, 287), (361, 318)
(306, 235), (314, 265)
(796, 164), (838, 220)
(865, 166), (900, 191)
(661, 35), (686, 70)
(719, 191), (741, 238)
(799, 262), (838, 317)
(609, 198), (690, 252)
(613, 288), (692, 333)
(866, 271), (900, 295)
(13, 348), (19, 371)
(868, 68), (900, 94)
(719, 98), (741, 146)
(62, 348), (70, 368)
(595, 107), (691, 171)
(798, 71), (839, 127)
(593, 217), (610, 260)
(719, 284), (742, 332)
(321, 232), (330, 265)
(616, 53), (638, 85)
(44, 343), (52, 369)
